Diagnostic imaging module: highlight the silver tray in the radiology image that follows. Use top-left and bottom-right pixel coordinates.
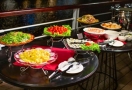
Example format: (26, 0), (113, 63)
(63, 39), (86, 52)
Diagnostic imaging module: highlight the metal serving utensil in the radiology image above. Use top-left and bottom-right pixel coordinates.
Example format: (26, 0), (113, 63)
(48, 59), (75, 79)
(49, 64), (73, 79)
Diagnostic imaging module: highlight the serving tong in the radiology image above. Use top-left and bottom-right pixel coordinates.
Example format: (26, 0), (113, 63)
(49, 56), (91, 79)
(49, 64), (74, 79)
(49, 58), (76, 79)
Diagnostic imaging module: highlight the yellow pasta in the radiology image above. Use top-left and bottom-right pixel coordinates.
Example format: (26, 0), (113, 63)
(19, 48), (50, 64)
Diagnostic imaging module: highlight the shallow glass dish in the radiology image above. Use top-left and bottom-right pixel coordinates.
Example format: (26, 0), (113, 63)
(14, 48), (58, 68)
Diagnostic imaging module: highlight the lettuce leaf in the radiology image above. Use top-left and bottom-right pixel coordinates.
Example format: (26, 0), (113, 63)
(0, 32), (30, 44)
(81, 43), (100, 53)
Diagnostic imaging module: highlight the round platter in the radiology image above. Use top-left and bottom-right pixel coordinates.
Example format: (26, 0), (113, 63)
(83, 27), (105, 35)
(77, 14), (99, 24)
(101, 22), (121, 30)
(77, 18), (99, 24)
(0, 32), (34, 46)
(14, 48), (58, 68)
(58, 61), (84, 74)
(109, 40), (124, 47)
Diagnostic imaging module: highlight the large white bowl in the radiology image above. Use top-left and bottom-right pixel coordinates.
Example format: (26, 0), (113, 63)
(118, 36), (127, 41)
(104, 30), (119, 40)
(83, 27), (105, 35)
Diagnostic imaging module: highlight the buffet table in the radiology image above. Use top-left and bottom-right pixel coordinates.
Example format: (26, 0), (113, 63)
(0, 27), (132, 90)
(88, 34), (132, 90)
(0, 38), (99, 90)
(73, 28), (132, 90)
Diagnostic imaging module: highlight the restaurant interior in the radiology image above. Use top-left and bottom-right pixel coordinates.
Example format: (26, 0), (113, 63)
(0, 0), (132, 90)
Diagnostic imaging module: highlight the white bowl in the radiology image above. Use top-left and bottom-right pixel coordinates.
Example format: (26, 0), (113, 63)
(121, 30), (129, 33)
(118, 36), (127, 41)
(129, 32), (132, 34)
(125, 35), (132, 41)
(104, 30), (119, 40)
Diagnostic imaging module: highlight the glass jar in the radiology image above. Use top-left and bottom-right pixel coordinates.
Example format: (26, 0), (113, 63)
(117, 11), (128, 29)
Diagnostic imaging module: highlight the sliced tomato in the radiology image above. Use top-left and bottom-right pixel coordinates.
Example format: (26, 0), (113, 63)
(85, 42), (91, 46)
(47, 25), (68, 35)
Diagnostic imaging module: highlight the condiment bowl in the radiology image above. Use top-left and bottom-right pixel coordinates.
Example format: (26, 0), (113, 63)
(118, 36), (127, 41)
(125, 35), (132, 41)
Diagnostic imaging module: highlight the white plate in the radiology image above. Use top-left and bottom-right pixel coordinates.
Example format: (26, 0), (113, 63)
(83, 27), (105, 35)
(109, 40), (124, 47)
(58, 61), (84, 74)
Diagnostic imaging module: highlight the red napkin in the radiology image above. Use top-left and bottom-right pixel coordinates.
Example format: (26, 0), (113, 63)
(84, 32), (106, 43)
(13, 46), (75, 71)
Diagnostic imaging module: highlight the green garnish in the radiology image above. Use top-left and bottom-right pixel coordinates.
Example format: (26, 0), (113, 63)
(81, 43), (100, 53)
(0, 32), (30, 44)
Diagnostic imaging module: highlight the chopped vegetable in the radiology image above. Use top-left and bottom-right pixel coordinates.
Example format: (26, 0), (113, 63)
(85, 42), (91, 46)
(0, 32), (30, 44)
(43, 25), (71, 37)
(19, 48), (50, 64)
(81, 42), (100, 53)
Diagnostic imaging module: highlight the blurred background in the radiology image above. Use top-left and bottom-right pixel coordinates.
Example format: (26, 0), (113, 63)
(0, 0), (111, 36)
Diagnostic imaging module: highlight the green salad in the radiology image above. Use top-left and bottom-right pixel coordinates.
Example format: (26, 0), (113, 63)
(0, 31), (30, 44)
(81, 42), (100, 53)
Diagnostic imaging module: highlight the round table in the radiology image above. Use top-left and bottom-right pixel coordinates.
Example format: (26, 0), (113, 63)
(0, 39), (99, 90)
(97, 40), (132, 90)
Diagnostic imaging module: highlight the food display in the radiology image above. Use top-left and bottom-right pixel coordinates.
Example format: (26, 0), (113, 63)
(0, 31), (34, 46)
(66, 38), (92, 49)
(14, 48), (58, 67)
(83, 27), (105, 35)
(77, 14), (99, 24)
(64, 38), (100, 52)
(43, 25), (71, 37)
(101, 22), (121, 30)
